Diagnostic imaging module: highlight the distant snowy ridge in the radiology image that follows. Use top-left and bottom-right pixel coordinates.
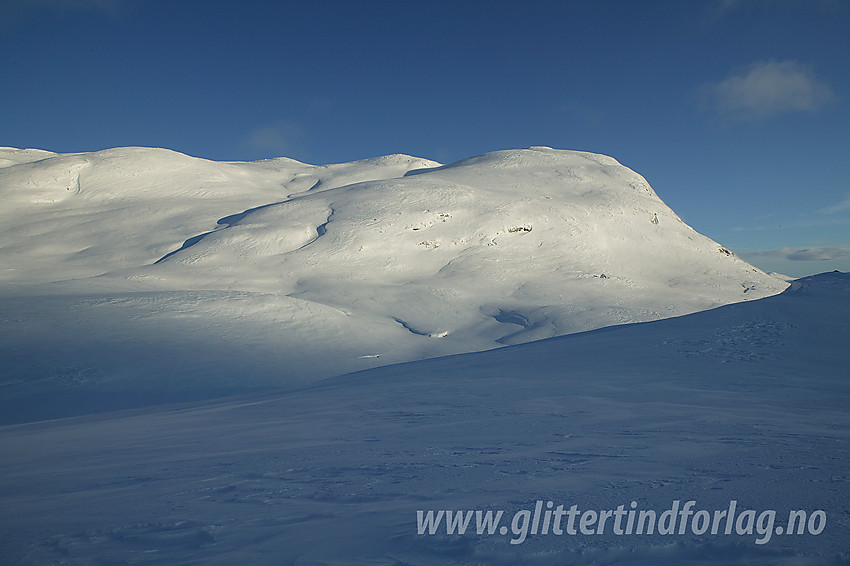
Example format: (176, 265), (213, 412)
(0, 146), (789, 413)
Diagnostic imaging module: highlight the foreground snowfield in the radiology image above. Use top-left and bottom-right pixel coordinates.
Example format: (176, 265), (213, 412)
(1, 272), (847, 564)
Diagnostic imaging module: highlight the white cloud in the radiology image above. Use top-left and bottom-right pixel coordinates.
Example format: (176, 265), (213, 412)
(744, 245), (850, 262)
(704, 60), (834, 121)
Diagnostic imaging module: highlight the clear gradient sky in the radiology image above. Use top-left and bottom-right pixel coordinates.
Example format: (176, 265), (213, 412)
(2, 0), (848, 277)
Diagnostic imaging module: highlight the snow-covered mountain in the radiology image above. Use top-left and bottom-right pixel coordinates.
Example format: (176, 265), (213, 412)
(1, 146), (844, 564)
(0, 146), (788, 418)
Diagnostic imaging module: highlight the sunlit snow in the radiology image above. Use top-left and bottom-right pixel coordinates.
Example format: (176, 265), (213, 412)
(1, 147), (845, 565)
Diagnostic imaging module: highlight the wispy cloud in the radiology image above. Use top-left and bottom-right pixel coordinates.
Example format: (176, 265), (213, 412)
(703, 60), (834, 121)
(244, 120), (306, 159)
(732, 216), (850, 233)
(743, 245), (850, 262)
(820, 194), (850, 215)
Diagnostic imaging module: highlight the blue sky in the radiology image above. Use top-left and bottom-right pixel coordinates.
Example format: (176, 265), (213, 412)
(2, 0), (848, 277)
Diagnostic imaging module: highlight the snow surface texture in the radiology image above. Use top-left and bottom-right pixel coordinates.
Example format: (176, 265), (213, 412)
(6, 145), (841, 565)
(1, 272), (847, 565)
(0, 146), (789, 420)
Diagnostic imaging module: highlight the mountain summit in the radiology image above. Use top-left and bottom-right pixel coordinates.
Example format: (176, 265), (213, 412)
(0, 146), (787, 410)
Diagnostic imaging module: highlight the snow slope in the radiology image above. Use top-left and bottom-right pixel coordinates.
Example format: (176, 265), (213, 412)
(1, 272), (846, 565)
(0, 146), (788, 419)
(0, 146), (441, 285)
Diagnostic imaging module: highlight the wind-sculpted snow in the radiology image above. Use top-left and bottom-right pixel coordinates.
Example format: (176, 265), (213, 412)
(0, 147), (439, 284)
(0, 145), (789, 418)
